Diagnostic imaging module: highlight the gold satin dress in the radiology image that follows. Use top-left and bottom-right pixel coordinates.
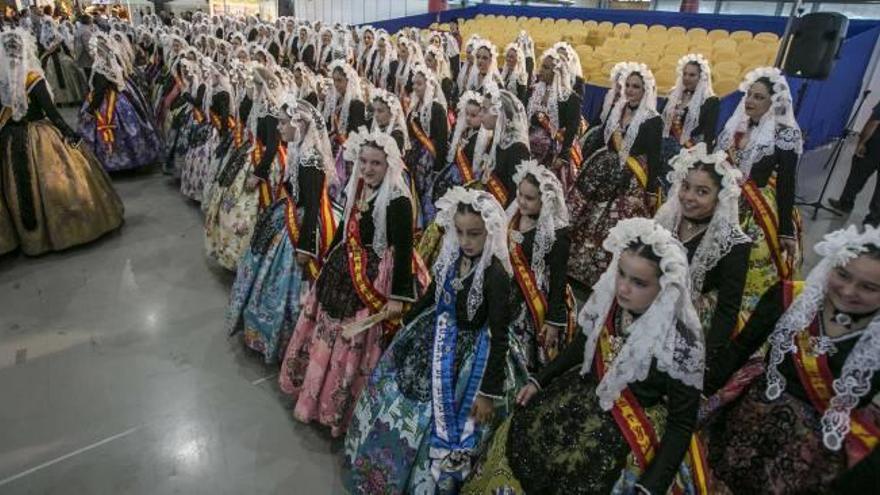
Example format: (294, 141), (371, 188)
(1, 75), (123, 256)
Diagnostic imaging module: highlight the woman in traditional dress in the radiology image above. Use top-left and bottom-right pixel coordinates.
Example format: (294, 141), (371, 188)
(424, 44), (456, 112)
(706, 225), (880, 493)
(346, 187), (521, 494)
(506, 161), (574, 373)
(500, 42), (528, 107)
(477, 85), (531, 209)
(226, 96), (336, 364)
(367, 32), (397, 91)
(197, 61), (234, 209)
(0, 29), (124, 256)
(79, 31), (162, 172)
(466, 39), (502, 95)
(552, 41), (585, 97)
(356, 25), (375, 77)
(660, 54), (720, 190)
(278, 128), (426, 437)
(315, 27), (335, 74)
(527, 48), (583, 190)
(654, 144), (752, 366)
(203, 66), (261, 270)
(464, 217), (704, 495)
(179, 58), (218, 203)
(566, 62), (663, 292)
(38, 20), (86, 106)
(368, 88), (408, 154)
(514, 30), (536, 86)
(405, 64), (449, 224)
(431, 90), (483, 204)
(291, 62), (318, 107)
(456, 35), (480, 98)
(393, 36), (424, 103)
(324, 59), (367, 201)
(716, 67), (803, 327)
(294, 25), (317, 72)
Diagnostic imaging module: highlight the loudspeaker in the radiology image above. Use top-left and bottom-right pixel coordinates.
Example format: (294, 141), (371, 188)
(782, 12), (849, 80)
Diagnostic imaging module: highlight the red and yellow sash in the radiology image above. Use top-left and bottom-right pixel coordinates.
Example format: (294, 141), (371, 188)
(94, 89), (118, 153)
(537, 111), (584, 168)
(233, 118), (245, 147)
(785, 281), (880, 466)
(193, 107), (205, 124)
(594, 305), (709, 495)
(209, 111), (223, 131)
(508, 217), (549, 333)
(454, 144), (475, 184)
(669, 116), (696, 149)
(485, 173), (509, 206)
(610, 131), (661, 211)
(409, 117), (436, 159)
(742, 178), (791, 281)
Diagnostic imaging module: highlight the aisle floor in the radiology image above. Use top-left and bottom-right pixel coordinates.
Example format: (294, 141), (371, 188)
(0, 171), (347, 495)
(0, 107), (872, 494)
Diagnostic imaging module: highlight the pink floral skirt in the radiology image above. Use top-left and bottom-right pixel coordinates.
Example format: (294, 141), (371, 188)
(278, 254), (393, 437)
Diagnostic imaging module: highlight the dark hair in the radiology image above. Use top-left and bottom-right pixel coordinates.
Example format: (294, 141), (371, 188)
(521, 172), (540, 189)
(684, 61), (702, 73)
(864, 244), (880, 260)
(690, 161), (723, 189)
(456, 202), (479, 216)
(753, 77), (776, 96)
(624, 240), (663, 277)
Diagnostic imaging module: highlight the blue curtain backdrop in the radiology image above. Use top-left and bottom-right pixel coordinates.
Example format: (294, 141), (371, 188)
(368, 5), (880, 151)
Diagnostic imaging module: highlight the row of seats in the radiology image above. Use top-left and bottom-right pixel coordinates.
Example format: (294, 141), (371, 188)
(427, 15), (782, 95)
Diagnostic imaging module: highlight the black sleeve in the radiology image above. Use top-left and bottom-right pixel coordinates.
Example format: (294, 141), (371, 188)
(194, 84), (206, 108)
(535, 331), (586, 388)
(705, 282), (785, 394)
(775, 146), (798, 237)
(705, 242), (751, 367)
(830, 447), (880, 493)
(480, 261), (513, 397)
(303, 45), (315, 71)
(559, 94), (581, 158)
(544, 227), (571, 326)
(305, 92), (318, 108)
(388, 196), (416, 302)
(386, 61), (398, 90)
(254, 116), (280, 180)
(403, 280), (436, 325)
(32, 79), (77, 138)
(296, 166), (324, 257)
(87, 71), (110, 113)
(699, 96), (720, 150)
(211, 91), (230, 132)
(391, 129), (405, 155)
(516, 83), (528, 108)
(431, 102), (449, 171)
(640, 116), (663, 191)
(638, 373), (701, 494)
(441, 78), (455, 104)
(346, 99), (367, 135)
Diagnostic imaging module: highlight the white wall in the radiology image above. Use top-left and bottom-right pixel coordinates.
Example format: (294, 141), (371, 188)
(289, 0), (432, 24)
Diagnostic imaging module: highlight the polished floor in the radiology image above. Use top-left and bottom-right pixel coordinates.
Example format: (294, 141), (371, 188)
(0, 112), (872, 493)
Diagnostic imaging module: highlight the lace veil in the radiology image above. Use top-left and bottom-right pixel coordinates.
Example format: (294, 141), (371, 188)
(662, 54), (716, 144)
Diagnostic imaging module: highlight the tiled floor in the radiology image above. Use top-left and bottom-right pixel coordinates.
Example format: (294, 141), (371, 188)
(0, 109), (871, 494)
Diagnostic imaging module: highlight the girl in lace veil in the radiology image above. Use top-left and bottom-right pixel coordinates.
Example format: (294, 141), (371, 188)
(226, 95), (337, 364)
(505, 160), (574, 372)
(0, 28), (123, 257)
(324, 59), (367, 200)
(78, 31), (162, 172)
(394, 36), (424, 100)
(706, 225), (880, 494)
(661, 54), (718, 157)
(514, 30), (536, 83)
(456, 35), (481, 97)
(347, 187), (526, 494)
(405, 63), (449, 224)
(500, 42), (528, 105)
(527, 48), (583, 189)
(552, 41), (584, 95)
(655, 144), (752, 364)
(718, 66), (804, 325)
(465, 217), (704, 495)
(466, 38), (502, 94)
(368, 88), (408, 154)
(38, 19), (86, 106)
(292, 62), (318, 106)
(280, 127), (426, 437)
(475, 84), (530, 208)
(567, 62), (664, 291)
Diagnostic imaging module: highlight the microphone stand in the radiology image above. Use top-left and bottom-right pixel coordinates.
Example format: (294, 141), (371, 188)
(796, 88), (872, 220)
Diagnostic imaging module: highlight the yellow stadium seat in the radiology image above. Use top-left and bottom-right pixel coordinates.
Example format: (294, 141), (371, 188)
(613, 23), (631, 35)
(571, 19), (584, 28)
(648, 24), (667, 34)
(585, 20), (598, 29)
(713, 38), (738, 52)
(631, 24), (648, 34)
(707, 29), (729, 41)
(754, 32), (780, 43)
(714, 60), (742, 76)
(668, 26), (687, 36)
(541, 18), (555, 26)
(598, 21), (614, 32)
(730, 30), (753, 42)
(688, 27), (708, 37)
(714, 78), (740, 95)
(557, 18), (570, 27)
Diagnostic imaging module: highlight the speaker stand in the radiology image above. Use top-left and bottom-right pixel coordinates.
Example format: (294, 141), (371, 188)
(796, 89), (872, 221)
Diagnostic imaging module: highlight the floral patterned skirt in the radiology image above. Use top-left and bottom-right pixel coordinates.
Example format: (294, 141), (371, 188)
(180, 125), (215, 202)
(566, 148), (651, 290)
(204, 140), (259, 271)
(78, 90), (162, 172)
(225, 200), (306, 363)
(708, 377), (846, 494)
(278, 250), (394, 437)
(463, 369), (678, 495)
